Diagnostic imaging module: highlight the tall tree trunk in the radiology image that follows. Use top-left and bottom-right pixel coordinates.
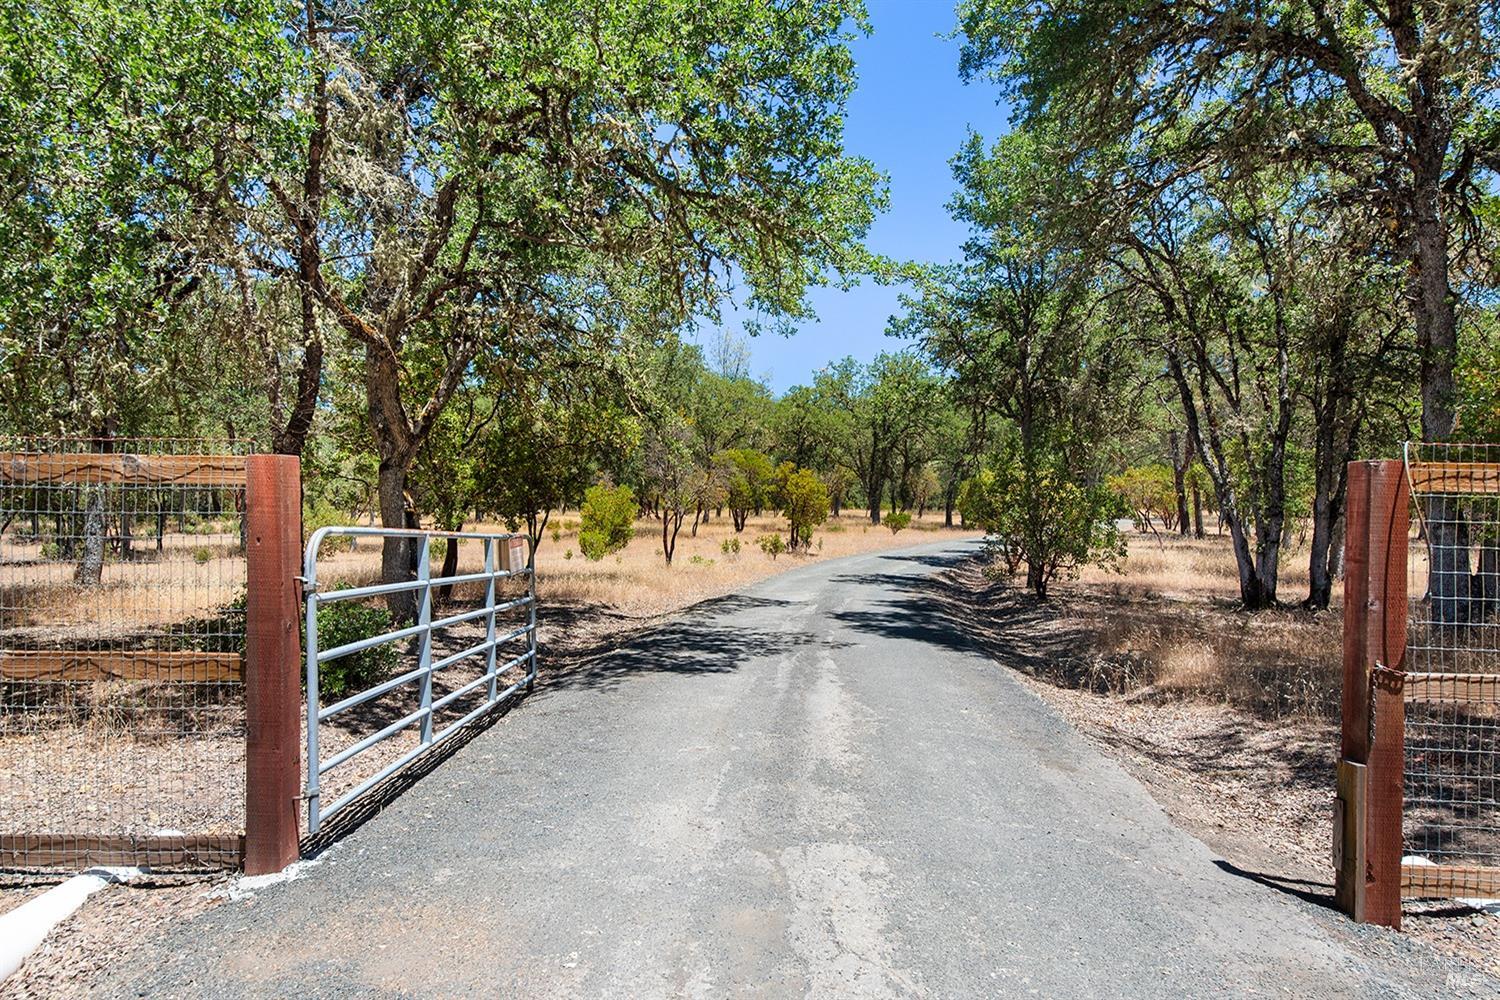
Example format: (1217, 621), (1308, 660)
(1169, 429), (1191, 536)
(74, 488), (105, 586)
(377, 461), (417, 622)
(1305, 406), (1355, 611)
(118, 509), (134, 560)
(1410, 139), (1473, 626)
(526, 510), (548, 567)
(271, 1), (329, 458)
(435, 519), (463, 604)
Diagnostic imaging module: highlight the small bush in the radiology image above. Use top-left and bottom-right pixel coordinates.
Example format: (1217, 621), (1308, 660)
(885, 512), (912, 534)
(550, 526), (562, 543)
(580, 483), (636, 561)
(304, 497), (355, 554)
(309, 598), (400, 702)
(825, 522), (845, 534)
(758, 534), (785, 560)
(720, 537), (741, 556)
(689, 554), (715, 566)
(192, 545), (214, 564)
(564, 548), (573, 560)
(781, 467), (829, 550)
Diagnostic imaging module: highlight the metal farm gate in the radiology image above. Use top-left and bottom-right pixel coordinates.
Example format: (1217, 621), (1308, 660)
(1336, 444), (1500, 929)
(301, 527), (536, 835)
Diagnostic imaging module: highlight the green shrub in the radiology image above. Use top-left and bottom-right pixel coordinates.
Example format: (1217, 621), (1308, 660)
(885, 511), (912, 534)
(550, 525), (562, 543)
(308, 599), (400, 701)
(689, 554), (715, 566)
(959, 454), (1127, 598)
(193, 545), (214, 563)
(579, 483), (636, 561)
(758, 533), (785, 560)
(781, 467), (830, 550)
(564, 548), (573, 560)
(304, 497), (354, 554)
(720, 537), (741, 556)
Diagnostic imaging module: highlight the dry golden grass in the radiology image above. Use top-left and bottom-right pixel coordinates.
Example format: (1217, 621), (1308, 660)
(968, 529), (1358, 720)
(1076, 528), (1322, 602)
(529, 510), (976, 617)
(307, 510), (976, 620)
(0, 530), (245, 642)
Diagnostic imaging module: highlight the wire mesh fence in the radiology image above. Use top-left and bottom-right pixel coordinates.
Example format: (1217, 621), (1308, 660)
(0, 439), (251, 869)
(1404, 441), (1500, 888)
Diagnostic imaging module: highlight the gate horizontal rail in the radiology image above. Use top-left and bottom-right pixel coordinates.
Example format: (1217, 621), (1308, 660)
(302, 526), (536, 834)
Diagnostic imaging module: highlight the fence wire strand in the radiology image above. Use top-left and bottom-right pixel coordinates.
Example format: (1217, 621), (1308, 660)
(1405, 441), (1500, 873)
(0, 439), (250, 869)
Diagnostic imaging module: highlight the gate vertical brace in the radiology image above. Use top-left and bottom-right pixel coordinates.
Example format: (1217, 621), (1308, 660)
(244, 454), (303, 875)
(1336, 459), (1408, 929)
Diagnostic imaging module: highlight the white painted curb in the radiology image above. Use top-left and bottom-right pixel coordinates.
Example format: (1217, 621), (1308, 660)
(0, 867), (142, 982)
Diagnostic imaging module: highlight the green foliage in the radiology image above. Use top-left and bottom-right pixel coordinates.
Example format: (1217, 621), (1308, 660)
(310, 600), (400, 702)
(1107, 465), (1176, 531)
(960, 453), (1126, 598)
(1458, 328), (1500, 443)
(304, 497), (355, 555)
(720, 537), (741, 556)
(758, 533), (785, 560)
(781, 467), (831, 549)
(717, 448), (776, 531)
(478, 395), (640, 554)
(579, 483), (636, 562)
(814, 353), (944, 523)
(885, 511), (912, 534)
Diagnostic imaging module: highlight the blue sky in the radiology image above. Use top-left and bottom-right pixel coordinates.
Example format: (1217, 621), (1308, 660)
(697, 0), (1013, 393)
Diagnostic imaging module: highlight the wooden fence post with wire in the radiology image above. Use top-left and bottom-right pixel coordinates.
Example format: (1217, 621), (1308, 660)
(244, 454), (302, 875)
(1336, 459), (1408, 929)
(0, 442), (303, 874)
(1338, 444), (1500, 930)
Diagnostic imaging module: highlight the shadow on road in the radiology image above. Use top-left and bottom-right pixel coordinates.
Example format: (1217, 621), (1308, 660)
(829, 555), (1085, 675)
(541, 593), (847, 693)
(1212, 860), (1338, 912)
(301, 689), (528, 858)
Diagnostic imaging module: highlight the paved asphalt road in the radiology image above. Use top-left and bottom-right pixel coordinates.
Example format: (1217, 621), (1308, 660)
(98, 540), (1494, 999)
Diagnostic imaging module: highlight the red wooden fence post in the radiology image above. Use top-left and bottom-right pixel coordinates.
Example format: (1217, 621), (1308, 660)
(243, 454), (303, 875)
(1336, 459), (1408, 929)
